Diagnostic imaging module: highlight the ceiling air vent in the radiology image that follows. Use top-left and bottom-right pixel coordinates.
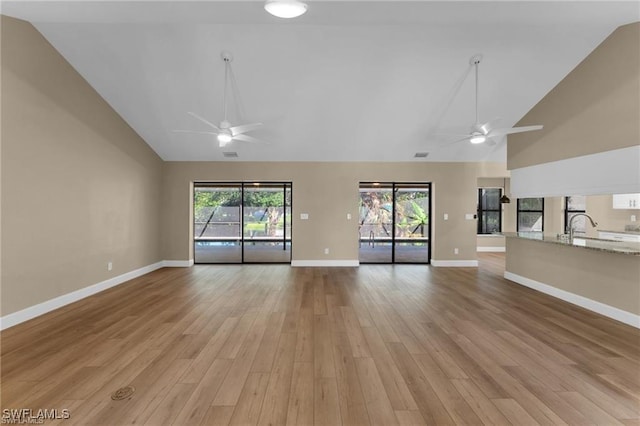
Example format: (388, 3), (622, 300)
(223, 152), (238, 158)
(414, 152), (429, 158)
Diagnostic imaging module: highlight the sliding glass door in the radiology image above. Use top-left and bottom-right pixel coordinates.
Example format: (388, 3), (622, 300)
(243, 183), (292, 263)
(194, 184), (242, 263)
(194, 182), (292, 264)
(359, 182), (431, 264)
(359, 183), (393, 263)
(394, 183), (430, 263)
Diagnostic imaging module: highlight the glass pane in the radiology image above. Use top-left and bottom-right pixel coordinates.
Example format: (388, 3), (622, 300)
(480, 212), (501, 234)
(481, 188), (501, 210)
(518, 212), (543, 232)
(394, 185), (429, 263)
(359, 184), (393, 263)
(519, 198), (543, 211)
(243, 183), (291, 263)
(243, 241), (291, 263)
(394, 242), (429, 263)
(194, 240), (241, 263)
(285, 185), (292, 240)
(567, 195), (586, 211)
(194, 185), (242, 263)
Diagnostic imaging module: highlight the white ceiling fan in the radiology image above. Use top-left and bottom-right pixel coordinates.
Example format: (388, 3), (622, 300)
(174, 51), (265, 147)
(444, 54), (543, 146)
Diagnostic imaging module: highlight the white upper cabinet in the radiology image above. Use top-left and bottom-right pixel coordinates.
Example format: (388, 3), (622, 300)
(613, 193), (640, 209)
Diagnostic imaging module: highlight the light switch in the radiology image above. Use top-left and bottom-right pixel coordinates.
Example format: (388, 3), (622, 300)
(300, 213), (309, 220)
(347, 213), (352, 220)
(465, 213), (475, 220)
(444, 213), (448, 220)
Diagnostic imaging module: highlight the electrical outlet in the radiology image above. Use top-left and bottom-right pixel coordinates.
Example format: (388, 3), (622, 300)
(324, 248), (329, 255)
(632, 215), (637, 222)
(347, 213), (352, 220)
(107, 262), (113, 271)
(454, 248), (459, 255)
(444, 213), (448, 220)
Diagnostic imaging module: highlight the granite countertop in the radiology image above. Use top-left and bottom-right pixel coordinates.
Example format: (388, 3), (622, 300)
(598, 229), (640, 235)
(500, 232), (640, 256)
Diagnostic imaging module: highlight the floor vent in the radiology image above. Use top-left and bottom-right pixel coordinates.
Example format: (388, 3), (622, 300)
(111, 386), (135, 400)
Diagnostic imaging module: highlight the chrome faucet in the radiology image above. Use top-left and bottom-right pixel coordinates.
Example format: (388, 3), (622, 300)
(567, 213), (598, 241)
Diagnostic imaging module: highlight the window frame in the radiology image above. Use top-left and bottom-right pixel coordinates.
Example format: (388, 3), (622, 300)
(516, 198), (545, 232)
(477, 188), (503, 235)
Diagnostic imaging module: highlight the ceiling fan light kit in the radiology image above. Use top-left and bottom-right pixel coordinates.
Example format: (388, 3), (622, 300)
(264, 0), (308, 18)
(217, 130), (233, 146)
(469, 134), (486, 144)
(439, 54), (544, 147)
(174, 51), (265, 150)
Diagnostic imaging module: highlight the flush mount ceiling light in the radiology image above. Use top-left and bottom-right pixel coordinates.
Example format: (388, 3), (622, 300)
(264, 0), (308, 18)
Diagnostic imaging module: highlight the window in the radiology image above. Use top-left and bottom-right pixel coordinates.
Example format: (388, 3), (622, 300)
(517, 198), (544, 232)
(477, 188), (502, 234)
(193, 182), (292, 264)
(565, 195), (586, 235)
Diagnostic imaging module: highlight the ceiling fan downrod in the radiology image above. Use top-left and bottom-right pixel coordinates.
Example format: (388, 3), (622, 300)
(469, 54), (483, 126)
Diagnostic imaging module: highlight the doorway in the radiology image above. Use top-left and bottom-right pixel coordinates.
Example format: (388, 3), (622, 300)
(359, 182), (431, 264)
(193, 182), (292, 263)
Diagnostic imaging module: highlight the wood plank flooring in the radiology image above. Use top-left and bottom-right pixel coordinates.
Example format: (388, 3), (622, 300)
(2, 253), (639, 425)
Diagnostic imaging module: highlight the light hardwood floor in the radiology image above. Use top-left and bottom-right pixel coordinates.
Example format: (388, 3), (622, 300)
(2, 253), (639, 425)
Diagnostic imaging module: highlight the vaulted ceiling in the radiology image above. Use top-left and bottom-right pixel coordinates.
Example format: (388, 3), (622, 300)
(3, 1), (638, 162)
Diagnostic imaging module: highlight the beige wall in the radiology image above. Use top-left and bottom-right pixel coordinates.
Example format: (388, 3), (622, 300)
(1, 16), (164, 315)
(543, 197), (564, 235)
(506, 238), (640, 315)
(508, 22), (640, 170)
(162, 162), (508, 263)
(587, 195), (637, 234)
(541, 195), (636, 237)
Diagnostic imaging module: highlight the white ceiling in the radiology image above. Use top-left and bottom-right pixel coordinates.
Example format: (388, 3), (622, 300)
(3, 1), (639, 162)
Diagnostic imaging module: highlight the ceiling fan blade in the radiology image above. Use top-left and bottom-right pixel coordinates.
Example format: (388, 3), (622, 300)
(447, 135), (472, 145)
(173, 129), (218, 135)
(233, 134), (268, 144)
(434, 132), (471, 137)
(230, 122), (263, 136)
(187, 111), (221, 131)
(490, 125), (543, 137)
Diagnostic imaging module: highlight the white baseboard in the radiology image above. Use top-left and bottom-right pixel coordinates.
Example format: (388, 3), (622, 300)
(431, 260), (479, 267)
(477, 247), (506, 252)
(291, 260), (359, 267)
(504, 271), (640, 329)
(0, 261), (169, 330)
(163, 259), (194, 267)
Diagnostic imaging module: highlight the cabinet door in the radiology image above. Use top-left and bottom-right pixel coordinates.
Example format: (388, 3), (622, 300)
(613, 194), (640, 209)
